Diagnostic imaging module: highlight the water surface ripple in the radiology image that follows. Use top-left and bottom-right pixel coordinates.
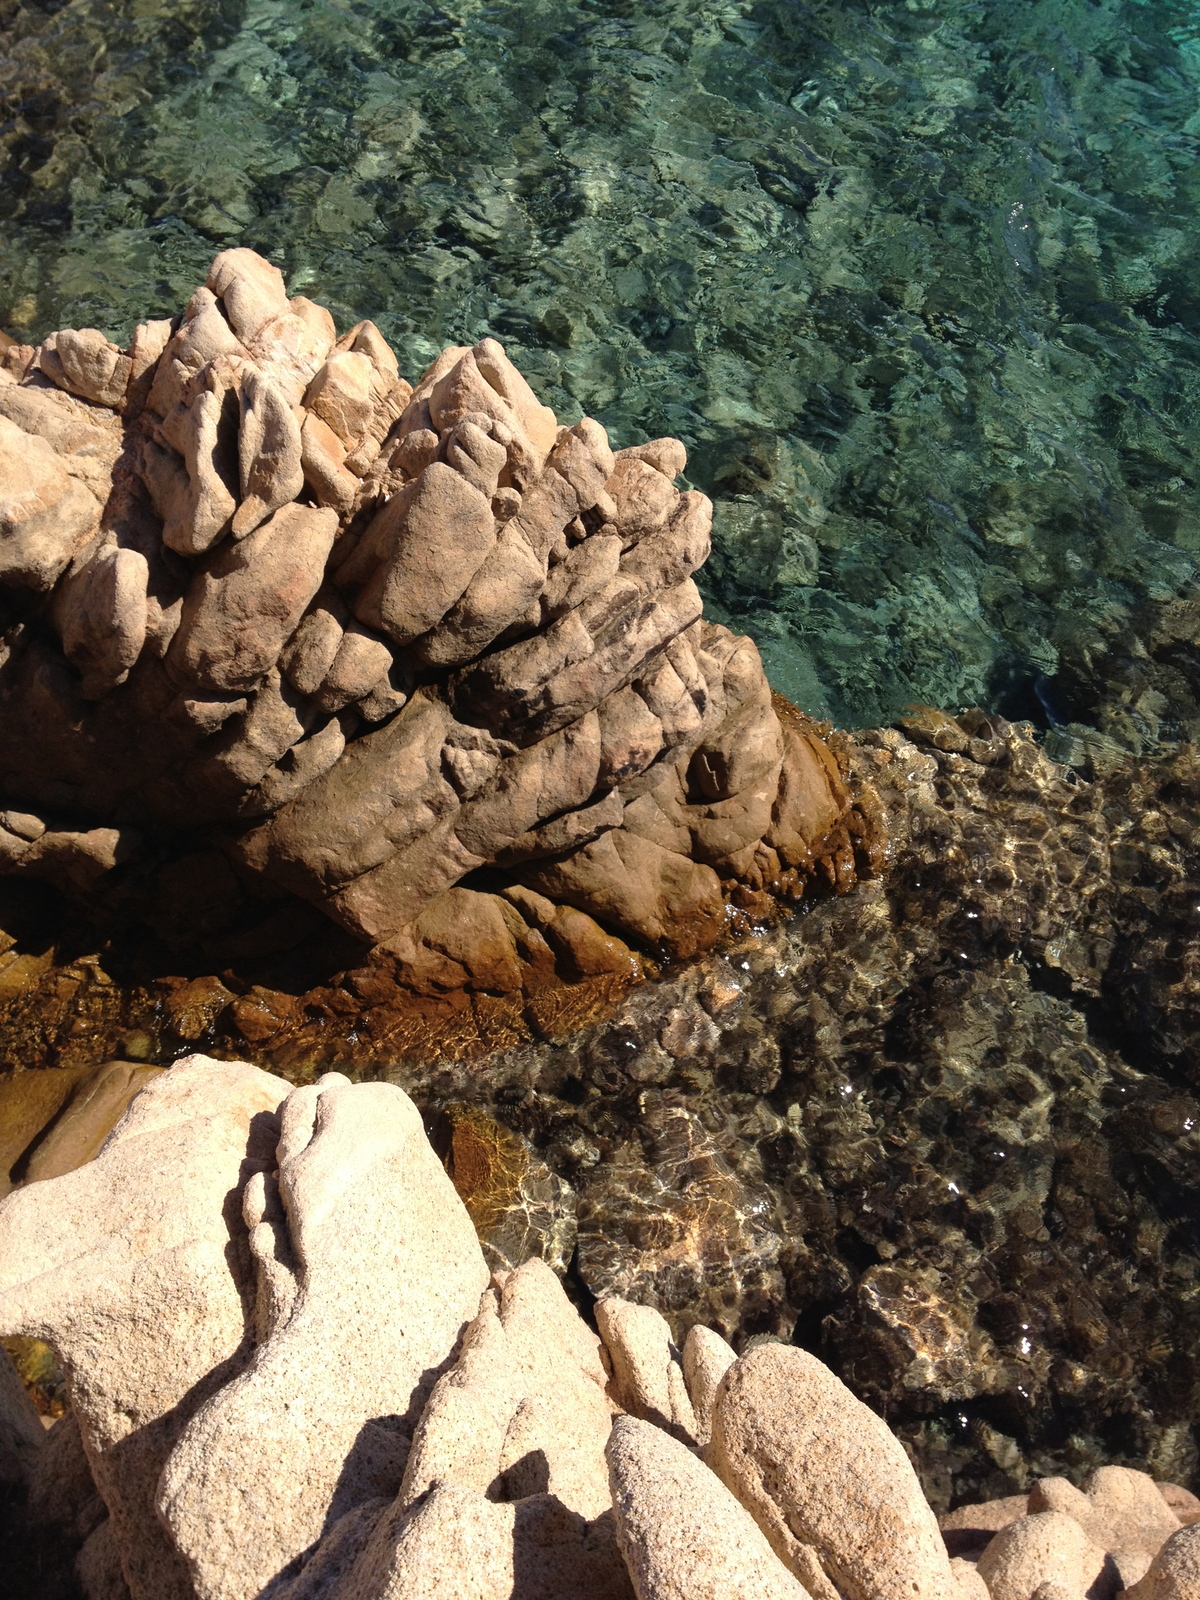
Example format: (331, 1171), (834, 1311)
(4, 0), (1200, 724)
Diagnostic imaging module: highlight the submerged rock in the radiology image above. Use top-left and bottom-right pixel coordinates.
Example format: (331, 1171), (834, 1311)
(438, 1102), (577, 1276)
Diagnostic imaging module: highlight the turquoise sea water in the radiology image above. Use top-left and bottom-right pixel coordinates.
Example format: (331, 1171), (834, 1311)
(3, 0), (1200, 728)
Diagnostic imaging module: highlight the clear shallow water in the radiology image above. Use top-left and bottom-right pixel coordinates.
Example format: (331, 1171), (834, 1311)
(3, 0), (1200, 727)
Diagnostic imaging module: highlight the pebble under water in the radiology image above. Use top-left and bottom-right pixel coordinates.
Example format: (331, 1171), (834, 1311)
(3, 0), (1200, 1507)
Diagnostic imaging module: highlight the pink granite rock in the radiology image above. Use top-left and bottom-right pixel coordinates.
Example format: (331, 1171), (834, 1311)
(0, 1055), (291, 1600)
(708, 1343), (957, 1600)
(606, 1416), (811, 1600)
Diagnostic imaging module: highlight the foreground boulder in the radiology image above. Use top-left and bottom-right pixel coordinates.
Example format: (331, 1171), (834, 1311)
(156, 1073), (490, 1600)
(1125, 1524), (1200, 1600)
(0, 1055), (1191, 1600)
(0, 252), (880, 1004)
(606, 1415), (811, 1600)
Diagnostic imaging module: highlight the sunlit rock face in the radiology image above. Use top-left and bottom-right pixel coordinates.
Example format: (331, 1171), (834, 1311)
(0, 250), (881, 1000)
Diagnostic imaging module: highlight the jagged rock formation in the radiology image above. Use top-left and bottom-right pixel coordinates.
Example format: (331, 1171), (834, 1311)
(0, 250), (877, 1002)
(0, 1057), (1194, 1600)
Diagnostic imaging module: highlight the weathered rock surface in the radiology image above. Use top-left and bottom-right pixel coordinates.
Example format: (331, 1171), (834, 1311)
(156, 1072), (490, 1600)
(709, 1343), (958, 1600)
(973, 1512), (1109, 1600)
(941, 1499), (1032, 1561)
(1027, 1469), (1180, 1577)
(334, 1482), (632, 1600)
(0, 1050), (1191, 1600)
(1124, 1525), (1200, 1600)
(491, 1256), (620, 1520)
(0, 1054), (291, 1600)
(606, 1415), (811, 1600)
(594, 1297), (697, 1444)
(681, 1324), (738, 1446)
(1159, 1485), (1200, 1527)
(0, 249), (876, 1005)
(19, 1059), (163, 1184)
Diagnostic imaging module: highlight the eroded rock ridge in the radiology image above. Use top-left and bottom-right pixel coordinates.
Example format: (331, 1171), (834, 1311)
(0, 251), (878, 1001)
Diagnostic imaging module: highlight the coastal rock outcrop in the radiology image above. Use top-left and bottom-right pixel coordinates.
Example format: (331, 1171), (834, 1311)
(0, 1056), (1192, 1600)
(0, 250), (879, 1005)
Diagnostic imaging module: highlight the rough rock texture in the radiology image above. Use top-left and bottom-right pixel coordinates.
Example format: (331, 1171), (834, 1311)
(1124, 1525), (1200, 1600)
(594, 1298), (697, 1444)
(0, 249), (875, 1009)
(332, 1482), (632, 1600)
(1027, 1468), (1181, 1577)
(709, 1343), (958, 1600)
(606, 1415), (811, 1600)
(941, 1499), (1032, 1561)
(0, 1051), (1193, 1600)
(973, 1513), (1108, 1600)
(0, 1055), (291, 1600)
(681, 1324), (738, 1446)
(3, 713), (1200, 1507)
(491, 1256), (620, 1520)
(18, 1059), (163, 1184)
(156, 1073), (490, 1600)
(949, 1560), (991, 1600)
(394, 1288), (523, 1511)
(1158, 1485), (1200, 1527)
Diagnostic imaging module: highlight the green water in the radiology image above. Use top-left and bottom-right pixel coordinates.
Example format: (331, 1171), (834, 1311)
(4, 0), (1200, 728)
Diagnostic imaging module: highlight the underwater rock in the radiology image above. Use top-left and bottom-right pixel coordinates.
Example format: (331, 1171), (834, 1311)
(16, 1059), (163, 1185)
(439, 1102), (577, 1276)
(575, 1103), (787, 1340)
(0, 250), (874, 1007)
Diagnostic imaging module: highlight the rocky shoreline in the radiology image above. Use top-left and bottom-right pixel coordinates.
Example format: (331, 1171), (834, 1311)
(0, 249), (1199, 1584)
(1, 1057), (1197, 1600)
(1, 700), (1200, 1476)
(2, 703), (1200, 1521)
